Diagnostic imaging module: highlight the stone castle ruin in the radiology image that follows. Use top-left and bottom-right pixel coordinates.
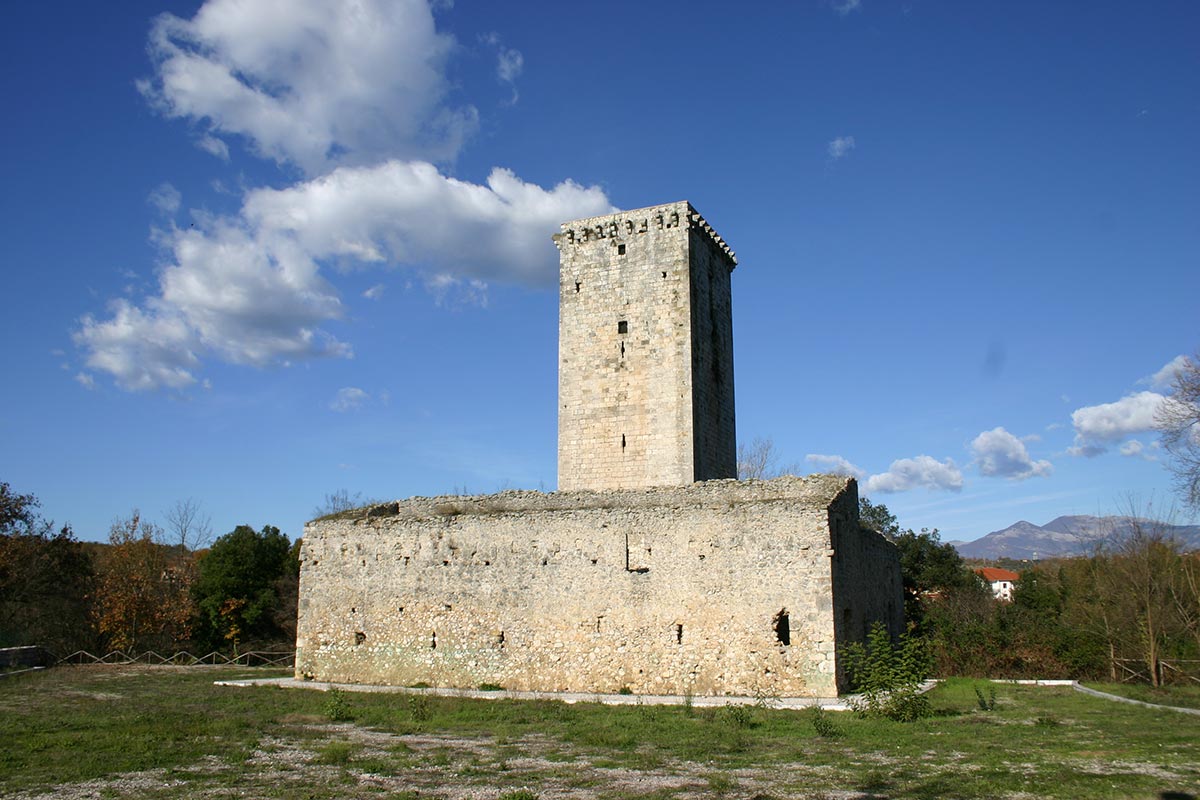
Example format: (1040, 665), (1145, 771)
(295, 201), (902, 697)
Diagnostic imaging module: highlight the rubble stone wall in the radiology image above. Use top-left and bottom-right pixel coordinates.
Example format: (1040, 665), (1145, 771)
(295, 476), (901, 697)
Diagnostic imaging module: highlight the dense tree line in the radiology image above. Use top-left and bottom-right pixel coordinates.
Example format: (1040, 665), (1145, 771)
(0, 482), (299, 657)
(862, 497), (1200, 684)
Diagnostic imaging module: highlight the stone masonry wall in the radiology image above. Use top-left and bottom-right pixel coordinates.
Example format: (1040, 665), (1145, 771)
(555, 201), (736, 491)
(295, 475), (900, 697)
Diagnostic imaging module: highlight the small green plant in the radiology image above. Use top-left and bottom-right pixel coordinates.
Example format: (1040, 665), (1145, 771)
(407, 694), (431, 722)
(408, 681), (431, 689)
(720, 704), (756, 728)
(807, 705), (842, 738)
(314, 740), (354, 765)
(974, 683), (998, 712)
(706, 772), (737, 795)
(324, 687), (353, 722)
(683, 689), (695, 717)
(617, 686), (633, 695)
(1035, 715), (1061, 728)
(498, 790), (538, 800)
(844, 621), (932, 722)
(477, 682), (504, 691)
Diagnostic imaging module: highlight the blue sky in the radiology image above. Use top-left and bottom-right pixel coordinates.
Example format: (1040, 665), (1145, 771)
(2, 0), (1197, 546)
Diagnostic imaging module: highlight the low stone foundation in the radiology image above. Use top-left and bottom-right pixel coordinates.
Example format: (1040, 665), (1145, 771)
(295, 475), (901, 697)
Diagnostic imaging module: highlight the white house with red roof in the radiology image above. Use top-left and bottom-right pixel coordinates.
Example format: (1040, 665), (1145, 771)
(975, 567), (1020, 602)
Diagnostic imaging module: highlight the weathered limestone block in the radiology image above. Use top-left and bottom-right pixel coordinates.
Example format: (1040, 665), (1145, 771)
(295, 475), (902, 697)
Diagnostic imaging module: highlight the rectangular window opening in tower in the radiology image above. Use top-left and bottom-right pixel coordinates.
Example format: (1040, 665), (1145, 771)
(617, 320), (628, 334)
(617, 243), (626, 255)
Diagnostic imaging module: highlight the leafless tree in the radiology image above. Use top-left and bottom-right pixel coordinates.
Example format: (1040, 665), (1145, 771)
(1157, 351), (1200, 513)
(312, 489), (376, 518)
(164, 498), (212, 552)
(1104, 498), (1185, 687)
(736, 437), (800, 480)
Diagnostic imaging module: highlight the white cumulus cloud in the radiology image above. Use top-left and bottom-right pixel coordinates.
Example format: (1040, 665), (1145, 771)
(74, 0), (614, 392)
(865, 456), (963, 494)
(1069, 390), (1165, 457)
(75, 164), (610, 389)
(139, 0), (477, 174)
(805, 453), (866, 479)
(970, 427), (1052, 480)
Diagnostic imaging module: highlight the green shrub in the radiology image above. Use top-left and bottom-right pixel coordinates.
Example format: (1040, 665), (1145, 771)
(324, 687), (353, 722)
(807, 705), (842, 738)
(844, 621), (932, 721)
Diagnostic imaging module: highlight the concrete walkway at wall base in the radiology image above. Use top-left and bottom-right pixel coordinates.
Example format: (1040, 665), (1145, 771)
(214, 676), (918, 711)
(218, 676), (1200, 716)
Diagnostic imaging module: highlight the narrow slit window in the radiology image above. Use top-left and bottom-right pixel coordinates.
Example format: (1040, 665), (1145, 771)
(574, 281), (581, 293)
(621, 434), (626, 449)
(675, 623), (684, 644)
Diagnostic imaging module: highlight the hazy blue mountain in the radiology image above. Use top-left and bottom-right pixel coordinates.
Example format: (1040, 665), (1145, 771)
(956, 515), (1200, 560)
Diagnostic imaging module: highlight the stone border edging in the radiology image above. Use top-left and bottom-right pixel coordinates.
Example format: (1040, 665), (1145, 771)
(0, 666), (46, 680)
(990, 678), (1200, 716)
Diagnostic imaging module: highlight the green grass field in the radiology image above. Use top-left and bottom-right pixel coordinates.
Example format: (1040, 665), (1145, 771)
(2, 666), (1198, 799)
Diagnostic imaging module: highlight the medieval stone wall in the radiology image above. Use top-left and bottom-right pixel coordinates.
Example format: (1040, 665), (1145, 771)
(295, 475), (901, 697)
(555, 201), (736, 491)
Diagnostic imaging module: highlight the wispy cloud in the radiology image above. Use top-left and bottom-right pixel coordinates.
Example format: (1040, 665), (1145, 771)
(330, 386), (370, 412)
(805, 453), (866, 479)
(828, 135), (856, 160)
(830, 0), (862, 16)
(147, 183), (181, 216)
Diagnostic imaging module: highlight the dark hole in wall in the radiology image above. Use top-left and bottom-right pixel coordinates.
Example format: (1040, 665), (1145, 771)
(431, 632), (437, 649)
(574, 281), (581, 292)
(355, 631), (366, 646)
(617, 320), (628, 334)
(675, 623), (683, 644)
(621, 434), (626, 449)
(497, 630), (505, 649)
(773, 609), (791, 646)
(617, 243), (626, 255)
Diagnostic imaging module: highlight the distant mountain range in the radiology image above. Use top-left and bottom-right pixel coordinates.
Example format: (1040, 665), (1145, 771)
(951, 515), (1200, 560)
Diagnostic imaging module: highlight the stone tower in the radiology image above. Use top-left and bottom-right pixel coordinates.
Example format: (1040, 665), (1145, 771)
(554, 201), (737, 491)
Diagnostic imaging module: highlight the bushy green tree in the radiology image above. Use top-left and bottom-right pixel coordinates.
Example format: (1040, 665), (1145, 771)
(844, 621), (932, 721)
(0, 482), (95, 654)
(192, 524), (292, 651)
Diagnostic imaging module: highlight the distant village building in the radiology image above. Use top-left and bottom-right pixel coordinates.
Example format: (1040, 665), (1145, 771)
(976, 567), (1020, 602)
(294, 202), (903, 697)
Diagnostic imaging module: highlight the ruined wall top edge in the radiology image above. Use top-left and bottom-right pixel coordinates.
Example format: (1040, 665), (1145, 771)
(553, 200), (736, 267)
(309, 474), (854, 528)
